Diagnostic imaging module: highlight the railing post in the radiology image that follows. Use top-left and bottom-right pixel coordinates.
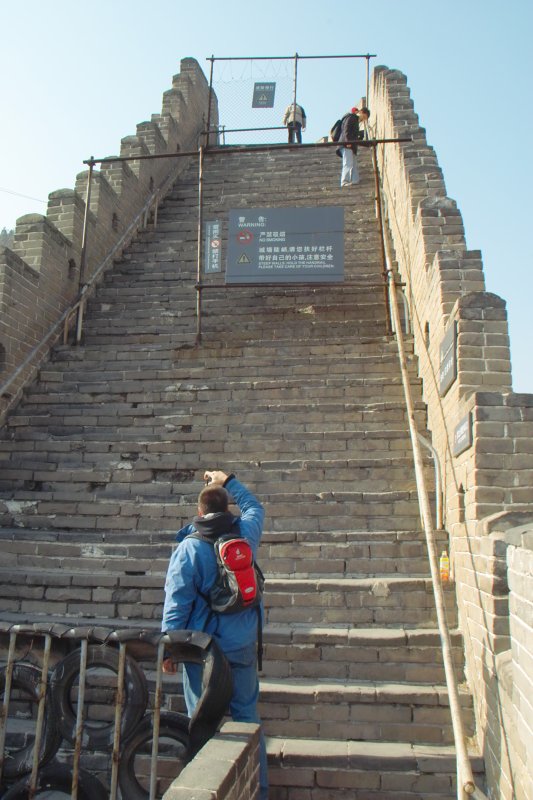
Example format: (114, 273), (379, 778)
(149, 638), (166, 800)
(79, 158), (95, 289)
(29, 633), (52, 800)
(371, 143), (392, 334)
(71, 638), (88, 800)
(76, 158), (95, 345)
(206, 56), (215, 148)
(293, 52), (299, 109)
(0, 629), (17, 785)
(109, 642), (127, 800)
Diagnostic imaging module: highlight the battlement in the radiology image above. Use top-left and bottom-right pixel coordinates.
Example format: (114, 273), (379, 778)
(371, 66), (533, 800)
(0, 58), (216, 420)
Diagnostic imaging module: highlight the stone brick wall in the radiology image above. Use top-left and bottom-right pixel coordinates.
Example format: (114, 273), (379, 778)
(504, 524), (533, 800)
(163, 722), (261, 800)
(370, 66), (533, 799)
(0, 57), (216, 422)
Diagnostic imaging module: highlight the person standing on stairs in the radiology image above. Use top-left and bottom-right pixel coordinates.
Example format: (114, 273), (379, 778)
(338, 106), (370, 187)
(283, 102), (307, 144)
(162, 469), (269, 800)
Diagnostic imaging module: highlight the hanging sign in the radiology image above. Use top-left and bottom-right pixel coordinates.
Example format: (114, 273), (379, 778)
(453, 412), (473, 456)
(439, 321), (458, 396)
(252, 82), (276, 108)
(204, 220), (222, 273)
(226, 207), (344, 284)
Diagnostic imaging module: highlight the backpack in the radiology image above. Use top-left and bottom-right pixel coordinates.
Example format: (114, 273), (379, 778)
(189, 524), (265, 667)
(193, 530), (264, 614)
(330, 118), (343, 142)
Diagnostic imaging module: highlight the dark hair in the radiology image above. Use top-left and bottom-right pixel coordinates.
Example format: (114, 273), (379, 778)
(360, 107), (370, 118)
(198, 485), (229, 514)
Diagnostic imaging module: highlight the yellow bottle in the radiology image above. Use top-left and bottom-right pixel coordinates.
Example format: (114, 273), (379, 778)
(439, 550), (450, 583)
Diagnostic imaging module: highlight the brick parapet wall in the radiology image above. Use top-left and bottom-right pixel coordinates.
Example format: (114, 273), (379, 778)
(371, 66), (533, 799)
(0, 57), (214, 421)
(163, 722), (260, 800)
(505, 526), (533, 800)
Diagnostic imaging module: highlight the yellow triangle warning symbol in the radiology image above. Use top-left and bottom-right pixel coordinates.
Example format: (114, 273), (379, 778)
(238, 253), (251, 264)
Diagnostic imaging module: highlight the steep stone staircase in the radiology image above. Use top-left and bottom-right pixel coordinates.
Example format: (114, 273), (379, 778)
(0, 146), (484, 798)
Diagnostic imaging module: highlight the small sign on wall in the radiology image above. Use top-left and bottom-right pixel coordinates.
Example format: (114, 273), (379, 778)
(453, 412), (473, 456)
(204, 220), (222, 273)
(439, 321), (458, 396)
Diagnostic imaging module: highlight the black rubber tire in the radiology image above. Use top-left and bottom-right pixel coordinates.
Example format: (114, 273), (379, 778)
(1, 761), (108, 800)
(163, 632), (233, 756)
(118, 711), (191, 800)
(49, 644), (148, 749)
(0, 663), (62, 779)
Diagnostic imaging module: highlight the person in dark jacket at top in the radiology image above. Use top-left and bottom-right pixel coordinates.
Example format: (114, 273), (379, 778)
(162, 469), (268, 800)
(338, 106), (370, 187)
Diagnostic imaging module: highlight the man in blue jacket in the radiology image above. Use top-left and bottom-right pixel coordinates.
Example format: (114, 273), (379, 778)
(162, 469), (268, 799)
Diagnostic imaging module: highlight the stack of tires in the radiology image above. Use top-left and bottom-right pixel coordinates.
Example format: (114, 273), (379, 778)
(0, 629), (232, 799)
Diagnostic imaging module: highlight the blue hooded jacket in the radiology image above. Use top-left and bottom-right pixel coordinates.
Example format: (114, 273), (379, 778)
(162, 476), (265, 654)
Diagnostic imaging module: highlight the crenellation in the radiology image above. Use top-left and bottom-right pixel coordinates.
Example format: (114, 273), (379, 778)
(135, 119), (168, 155)
(0, 57), (212, 422)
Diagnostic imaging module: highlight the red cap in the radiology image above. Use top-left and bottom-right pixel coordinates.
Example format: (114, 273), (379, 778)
(351, 107), (358, 113)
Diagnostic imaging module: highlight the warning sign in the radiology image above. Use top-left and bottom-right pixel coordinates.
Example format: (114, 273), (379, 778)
(226, 207), (344, 284)
(252, 82), (276, 108)
(204, 220), (222, 273)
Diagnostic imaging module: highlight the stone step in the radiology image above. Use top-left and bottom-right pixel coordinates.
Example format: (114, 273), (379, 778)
(36, 360), (415, 391)
(263, 576), (456, 628)
(0, 461), (427, 497)
(0, 566), (165, 622)
(19, 374), (420, 405)
(0, 527), (440, 579)
(50, 334), (411, 363)
(0, 515), (426, 540)
(2, 395), (423, 419)
(259, 529), (438, 576)
(265, 738), (485, 800)
(0, 569), (452, 627)
(257, 678), (475, 746)
(261, 625), (464, 684)
(79, 317), (389, 341)
(43, 353), (413, 382)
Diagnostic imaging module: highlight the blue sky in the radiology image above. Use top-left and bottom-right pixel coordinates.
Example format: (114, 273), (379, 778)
(1, 0), (531, 391)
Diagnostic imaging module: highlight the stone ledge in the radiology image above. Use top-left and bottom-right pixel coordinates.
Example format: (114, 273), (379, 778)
(163, 722), (260, 800)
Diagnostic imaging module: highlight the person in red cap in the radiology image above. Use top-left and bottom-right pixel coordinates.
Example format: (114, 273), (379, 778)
(338, 106), (370, 187)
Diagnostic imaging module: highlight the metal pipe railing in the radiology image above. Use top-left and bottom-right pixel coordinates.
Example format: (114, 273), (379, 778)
(371, 149), (479, 798)
(387, 266), (476, 799)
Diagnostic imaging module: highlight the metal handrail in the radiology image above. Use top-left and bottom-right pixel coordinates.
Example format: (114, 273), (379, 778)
(371, 147), (481, 799)
(388, 268), (476, 799)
